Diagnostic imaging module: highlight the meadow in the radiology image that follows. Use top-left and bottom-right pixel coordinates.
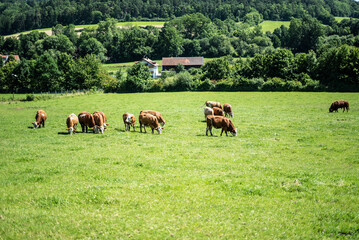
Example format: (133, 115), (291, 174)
(0, 92), (358, 239)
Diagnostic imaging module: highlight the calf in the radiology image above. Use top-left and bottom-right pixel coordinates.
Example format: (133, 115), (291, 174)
(140, 110), (165, 127)
(123, 113), (136, 131)
(205, 101), (222, 109)
(223, 104), (234, 118)
(139, 113), (162, 134)
(329, 100), (349, 112)
(93, 112), (105, 134)
(33, 109), (47, 128)
(66, 113), (78, 135)
(93, 111), (109, 129)
(206, 115), (237, 137)
(204, 107), (214, 120)
(78, 112), (95, 133)
(213, 107), (224, 116)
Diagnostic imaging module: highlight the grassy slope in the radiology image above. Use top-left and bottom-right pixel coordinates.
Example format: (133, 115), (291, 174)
(259, 21), (290, 32)
(0, 92), (358, 239)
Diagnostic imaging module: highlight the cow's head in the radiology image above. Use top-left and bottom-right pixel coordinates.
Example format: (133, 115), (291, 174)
(231, 129), (237, 137)
(67, 127), (74, 135)
(156, 126), (162, 134)
(329, 108), (334, 112)
(99, 126), (104, 134)
(32, 122), (39, 129)
(230, 112), (234, 118)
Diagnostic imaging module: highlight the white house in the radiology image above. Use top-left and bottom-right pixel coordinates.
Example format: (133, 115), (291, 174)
(137, 58), (160, 77)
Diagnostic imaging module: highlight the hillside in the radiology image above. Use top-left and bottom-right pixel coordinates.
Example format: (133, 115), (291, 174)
(1, 0), (359, 35)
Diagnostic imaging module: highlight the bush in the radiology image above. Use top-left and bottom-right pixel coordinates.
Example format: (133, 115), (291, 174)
(285, 80), (303, 91)
(195, 78), (213, 91)
(25, 94), (35, 101)
(212, 79), (234, 91)
(262, 77), (286, 91)
(234, 77), (264, 91)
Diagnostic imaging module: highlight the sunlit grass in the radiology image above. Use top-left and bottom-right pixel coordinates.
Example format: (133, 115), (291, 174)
(259, 20), (290, 32)
(0, 92), (358, 238)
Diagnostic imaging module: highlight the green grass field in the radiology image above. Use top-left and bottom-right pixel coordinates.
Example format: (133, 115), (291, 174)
(0, 92), (358, 238)
(259, 21), (290, 32)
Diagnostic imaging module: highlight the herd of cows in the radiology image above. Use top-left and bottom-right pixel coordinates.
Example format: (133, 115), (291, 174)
(31, 99), (349, 137)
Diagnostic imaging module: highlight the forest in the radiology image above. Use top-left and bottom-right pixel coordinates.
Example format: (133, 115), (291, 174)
(1, 0), (359, 35)
(1, 2), (359, 93)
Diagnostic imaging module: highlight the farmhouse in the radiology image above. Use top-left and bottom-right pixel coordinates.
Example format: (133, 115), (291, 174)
(162, 57), (203, 71)
(1, 54), (20, 65)
(136, 58), (160, 77)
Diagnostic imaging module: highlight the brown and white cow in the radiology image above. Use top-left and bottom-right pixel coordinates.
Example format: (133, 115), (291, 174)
(223, 104), (234, 118)
(213, 107), (224, 116)
(93, 112), (105, 134)
(33, 109), (47, 128)
(206, 115), (237, 137)
(140, 110), (165, 127)
(78, 112), (95, 133)
(139, 113), (162, 134)
(204, 107), (214, 120)
(93, 111), (109, 130)
(329, 100), (349, 112)
(205, 101), (222, 109)
(66, 113), (78, 135)
(123, 113), (136, 131)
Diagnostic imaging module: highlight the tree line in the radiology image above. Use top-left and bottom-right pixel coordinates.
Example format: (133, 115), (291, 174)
(1, 0), (359, 35)
(0, 14), (359, 93)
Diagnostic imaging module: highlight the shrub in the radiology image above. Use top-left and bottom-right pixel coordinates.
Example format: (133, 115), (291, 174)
(25, 94), (35, 101)
(262, 77), (286, 91)
(234, 77), (264, 91)
(213, 79), (234, 91)
(195, 78), (213, 91)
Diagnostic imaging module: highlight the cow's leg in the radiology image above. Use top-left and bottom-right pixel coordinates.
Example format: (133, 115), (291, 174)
(152, 128), (154, 134)
(144, 125), (147, 133)
(206, 127), (209, 136)
(42, 121), (45, 128)
(220, 128), (224, 136)
(140, 122), (142, 132)
(133, 124), (135, 131)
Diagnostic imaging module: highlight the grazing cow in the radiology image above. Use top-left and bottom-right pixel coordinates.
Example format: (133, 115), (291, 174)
(66, 113), (78, 135)
(206, 115), (237, 137)
(33, 109), (47, 128)
(140, 110), (165, 127)
(223, 104), (234, 118)
(204, 107), (214, 120)
(329, 100), (349, 112)
(205, 101), (222, 109)
(93, 111), (109, 129)
(78, 112), (95, 133)
(139, 113), (162, 134)
(123, 113), (136, 131)
(93, 112), (105, 134)
(213, 107), (224, 116)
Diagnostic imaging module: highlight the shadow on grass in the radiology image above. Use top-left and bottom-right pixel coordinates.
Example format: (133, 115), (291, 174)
(196, 134), (218, 137)
(57, 132), (69, 135)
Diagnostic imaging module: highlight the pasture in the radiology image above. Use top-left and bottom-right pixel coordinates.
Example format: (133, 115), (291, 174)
(0, 92), (358, 239)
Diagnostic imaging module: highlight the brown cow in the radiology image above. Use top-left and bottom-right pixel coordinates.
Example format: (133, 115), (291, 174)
(205, 101), (222, 109)
(66, 113), (78, 135)
(93, 111), (109, 129)
(223, 104), (234, 118)
(33, 109), (47, 128)
(78, 112), (95, 133)
(329, 100), (349, 112)
(123, 113), (136, 131)
(140, 110), (165, 127)
(93, 112), (105, 134)
(139, 113), (162, 134)
(213, 107), (224, 116)
(206, 115), (237, 137)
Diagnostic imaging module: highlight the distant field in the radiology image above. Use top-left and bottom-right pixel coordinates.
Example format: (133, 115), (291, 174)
(259, 21), (290, 32)
(0, 92), (358, 239)
(335, 17), (351, 22)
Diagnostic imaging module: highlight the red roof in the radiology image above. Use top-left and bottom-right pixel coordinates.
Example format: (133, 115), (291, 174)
(162, 57), (203, 66)
(0, 54), (20, 61)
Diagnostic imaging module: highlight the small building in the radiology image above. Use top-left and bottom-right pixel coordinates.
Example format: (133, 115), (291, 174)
(162, 57), (203, 71)
(137, 58), (160, 78)
(0, 54), (20, 65)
